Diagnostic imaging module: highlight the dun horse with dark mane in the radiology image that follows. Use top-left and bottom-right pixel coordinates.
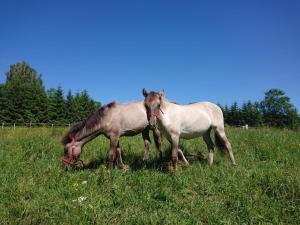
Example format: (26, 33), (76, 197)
(61, 101), (163, 170)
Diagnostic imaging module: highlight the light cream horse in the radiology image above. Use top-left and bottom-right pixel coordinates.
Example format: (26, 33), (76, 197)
(142, 89), (236, 170)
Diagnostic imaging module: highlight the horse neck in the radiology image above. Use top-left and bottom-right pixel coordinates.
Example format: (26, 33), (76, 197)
(79, 131), (102, 147)
(76, 119), (103, 143)
(161, 98), (172, 111)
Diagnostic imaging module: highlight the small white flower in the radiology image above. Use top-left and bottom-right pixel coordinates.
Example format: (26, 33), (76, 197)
(72, 196), (87, 203)
(82, 181), (87, 185)
(78, 196), (87, 203)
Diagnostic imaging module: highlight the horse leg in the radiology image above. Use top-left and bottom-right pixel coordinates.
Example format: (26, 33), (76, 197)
(107, 135), (119, 170)
(203, 130), (214, 166)
(178, 148), (189, 165)
(116, 141), (125, 169)
(171, 135), (179, 171)
(215, 127), (236, 165)
(152, 127), (163, 161)
(142, 129), (151, 161)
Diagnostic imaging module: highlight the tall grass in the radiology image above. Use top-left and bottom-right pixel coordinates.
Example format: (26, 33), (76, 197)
(0, 127), (299, 224)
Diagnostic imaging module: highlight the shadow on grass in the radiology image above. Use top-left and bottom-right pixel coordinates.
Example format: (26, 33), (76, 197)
(83, 155), (107, 170)
(82, 146), (210, 172)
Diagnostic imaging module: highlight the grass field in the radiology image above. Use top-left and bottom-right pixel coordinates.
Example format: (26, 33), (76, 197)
(0, 127), (299, 225)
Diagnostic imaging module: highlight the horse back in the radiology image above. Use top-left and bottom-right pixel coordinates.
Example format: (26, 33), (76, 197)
(176, 101), (223, 130)
(108, 101), (148, 135)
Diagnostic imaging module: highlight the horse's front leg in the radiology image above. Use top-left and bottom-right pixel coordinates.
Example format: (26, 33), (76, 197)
(107, 135), (119, 170)
(153, 127), (163, 161)
(116, 141), (125, 169)
(142, 129), (151, 161)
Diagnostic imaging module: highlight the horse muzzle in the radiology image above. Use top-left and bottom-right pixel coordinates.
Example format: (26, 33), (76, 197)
(62, 156), (84, 169)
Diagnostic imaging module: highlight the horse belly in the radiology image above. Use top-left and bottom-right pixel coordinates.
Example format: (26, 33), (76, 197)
(180, 118), (210, 140)
(180, 130), (206, 139)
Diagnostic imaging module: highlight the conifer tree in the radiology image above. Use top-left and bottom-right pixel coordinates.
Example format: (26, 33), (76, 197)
(0, 84), (9, 122)
(47, 87), (67, 125)
(4, 61), (48, 123)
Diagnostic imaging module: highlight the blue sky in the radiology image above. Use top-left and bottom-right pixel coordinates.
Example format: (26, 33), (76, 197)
(0, 0), (299, 109)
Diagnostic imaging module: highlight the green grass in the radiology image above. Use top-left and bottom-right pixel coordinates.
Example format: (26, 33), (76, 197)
(0, 127), (299, 225)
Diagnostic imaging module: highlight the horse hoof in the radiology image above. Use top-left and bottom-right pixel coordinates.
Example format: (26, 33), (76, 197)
(118, 163), (125, 170)
(121, 165), (129, 172)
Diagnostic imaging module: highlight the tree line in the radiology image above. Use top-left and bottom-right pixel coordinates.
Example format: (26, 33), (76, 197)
(218, 89), (299, 130)
(0, 61), (299, 129)
(0, 62), (100, 125)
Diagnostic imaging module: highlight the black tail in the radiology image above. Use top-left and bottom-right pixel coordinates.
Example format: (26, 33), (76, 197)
(214, 132), (226, 152)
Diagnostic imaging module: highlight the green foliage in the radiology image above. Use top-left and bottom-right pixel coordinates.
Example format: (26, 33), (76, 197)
(0, 62), (100, 125)
(72, 90), (101, 123)
(47, 87), (68, 125)
(0, 84), (9, 122)
(3, 61), (48, 123)
(0, 127), (299, 224)
(241, 101), (263, 127)
(260, 89), (298, 129)
(64, 89), (101, 123)
(0, 62), (299, 129)
(221, 89), (299, 130)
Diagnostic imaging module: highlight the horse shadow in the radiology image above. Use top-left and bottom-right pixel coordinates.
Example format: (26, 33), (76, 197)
(83, 145), (209, 172)
(83, 155), (107, 170)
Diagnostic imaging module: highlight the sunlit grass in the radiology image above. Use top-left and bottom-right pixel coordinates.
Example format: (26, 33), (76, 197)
(0, 127), (299, 224)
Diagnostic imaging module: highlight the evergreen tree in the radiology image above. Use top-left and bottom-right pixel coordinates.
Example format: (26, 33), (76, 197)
(70, 90), (100, 123)
(4, 61), (48, 123)
(47, 87), (67, 125)
(253, 101), (263, 126)
(66, 89), (75, 123)
(241, 101), (263, 127)
(0, 84), (9, 122)
(223, 105), (230, 125)
(228, 102), (242, 126)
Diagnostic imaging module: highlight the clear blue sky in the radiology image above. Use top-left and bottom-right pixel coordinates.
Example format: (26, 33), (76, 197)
(0, 0), (299, 109)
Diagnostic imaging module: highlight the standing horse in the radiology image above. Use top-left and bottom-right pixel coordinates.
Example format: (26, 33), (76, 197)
(61, 101), (163, 170)
(142, 89), (236, 170)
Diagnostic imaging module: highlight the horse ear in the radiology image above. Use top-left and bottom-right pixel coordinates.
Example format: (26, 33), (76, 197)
(142, 88), (148, 97)
(159, 89), (165, 98)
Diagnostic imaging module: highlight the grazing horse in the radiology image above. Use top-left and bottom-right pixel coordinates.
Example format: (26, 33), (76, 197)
(142, 89), (236, 170)
(61, 101), (163, 170)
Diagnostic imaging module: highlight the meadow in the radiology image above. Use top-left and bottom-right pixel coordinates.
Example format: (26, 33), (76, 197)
(0, 127), (299, 225)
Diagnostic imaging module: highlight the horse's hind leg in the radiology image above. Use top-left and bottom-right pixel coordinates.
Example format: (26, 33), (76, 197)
(203, 129), (214, 165)
(142, 129), (151, 161)
(215, 127), (236, 165)
(171, 135), (179, 171)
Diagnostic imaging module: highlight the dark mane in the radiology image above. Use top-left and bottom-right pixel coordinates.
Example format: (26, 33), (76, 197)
(61, 101), (116, 145)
